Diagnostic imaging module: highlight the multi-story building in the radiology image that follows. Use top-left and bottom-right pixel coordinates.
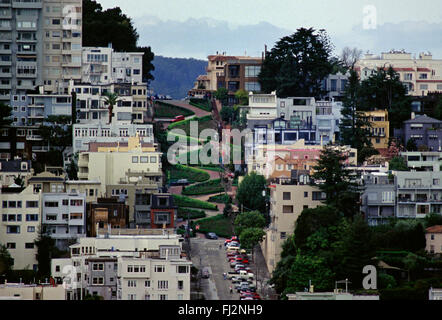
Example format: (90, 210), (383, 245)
(0, 185), (40, 270)
(65, 179), (101, 203)
(72, 122), (154, 154)
(426, 225), (442, 255)
(149, 194), (177, 230)
(0, 283), (66, 300)
(315, 100), (342, 144)
(41, 191), (86, 250)
(395, 114), (442, 151)
(84, 256), (118, 300)
(320, 72), (349, 101)
(400, 151), (442, 171)
(87, 197), (129, 237)
(355, 50), (442, 96)
(362, 110), (390, 150)
(261, 174), (325, 274)
(28, 170), (65, 193)
(0, 158), (33, 187)
(81, 46), (143, 85)
(0, 125), (47, 161)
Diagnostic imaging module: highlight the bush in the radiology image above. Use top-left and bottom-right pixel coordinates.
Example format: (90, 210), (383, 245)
(189, 98), (212, 112)
(208, 193), (231, 204)
(197, 214), (234, 238)
(169, 164), (210, 183)
(154, 101), (194, 118)
(168, 115), (214, 133)
(182, 179), (224, 196)
(177, 207), (206, 219)
(378, 273), (397, 289)
(173, 195), (218, 210)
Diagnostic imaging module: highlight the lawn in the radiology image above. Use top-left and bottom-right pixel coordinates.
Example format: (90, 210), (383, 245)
(168, 164), (210, 183)
(154, 101), (195, 118)
(173, 194), (218, 210)
(182, 178), (224, 196)
(189, 98), (212, 112)
(196, 214), (234, 238)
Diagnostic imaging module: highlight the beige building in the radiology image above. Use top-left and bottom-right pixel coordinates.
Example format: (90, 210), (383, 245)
(0, 283), (66, 300)
(362, 110), (390, 150)
(0, 185), (41, 270)
(426, 225), (442, 254)
(355, 50), (442, 96)
(261, 179), (324, 274)
(65, 180), (101, 203)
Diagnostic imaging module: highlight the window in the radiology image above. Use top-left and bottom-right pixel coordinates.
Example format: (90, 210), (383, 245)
(6, 243), (15, 249)
(158, 280), (168, 289)
(280, 232), (287, 239)
(177, 266), (188, 274)
(127, 265), (133, 272)
(44, 201), (58, 207)
(245, 66), (261, 77)
(303, 205), (309, 210)
(155, 265), (165, 273)
(159, 294), (167, 300)
(282, 205), (293, 213)
(132, 156), (138, 163)
(127, 280), (136, 287)
(150, 156), (157, 163)
(145, 280), (150, 287)
(144, 294), (150, 300)
(27, 226), (35, 233)
(26, 214), (38, 221)
(26, 201), (38, 208)
(70, 199), (83, 206)
(93, 263), (104, 271)
(178, 280), (184, 290)
(140, 156), (148, 163)
(25, 243), (34, 249)
(420, 84), (428, 90)
(62, 199), (69, 206)
(431, 234), (435, 240)
(419, 73), (428, 79)
(7, 226), (20, 234)
(92, 277), (104, 285)
(304, 192), (308, 198)
(283, 192), (291, 200)
(434, 179), (440, 186)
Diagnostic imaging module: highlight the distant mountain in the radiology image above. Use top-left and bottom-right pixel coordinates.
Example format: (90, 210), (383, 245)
(150, 56), (207, 99)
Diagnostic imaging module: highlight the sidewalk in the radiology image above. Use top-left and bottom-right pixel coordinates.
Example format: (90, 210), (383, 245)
(251, 244), (278, 300)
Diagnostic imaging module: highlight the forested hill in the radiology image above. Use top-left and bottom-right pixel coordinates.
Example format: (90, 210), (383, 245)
(151, 56), (207, 99)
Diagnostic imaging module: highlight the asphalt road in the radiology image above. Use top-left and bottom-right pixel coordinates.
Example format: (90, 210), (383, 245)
(190, 237), (239, 300)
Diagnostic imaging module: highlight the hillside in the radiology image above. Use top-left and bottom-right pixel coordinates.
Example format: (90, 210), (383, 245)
(151, 56), (207, 99)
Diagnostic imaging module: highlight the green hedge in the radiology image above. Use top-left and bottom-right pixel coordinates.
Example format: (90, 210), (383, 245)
(154, 101), (195, 118)
(208, 193), (231, 204)
(177, 207), (206, 219)
(182, 179), (224, 196)
(196, 214), (234, 238)
(189, 98), (212, 112)
(173, 194), (218, 210)
(167, 115), (213, 133)
(169, 164), (210, 183)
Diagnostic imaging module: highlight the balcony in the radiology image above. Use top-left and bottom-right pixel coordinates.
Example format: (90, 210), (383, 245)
(28, 111), (44, 118)
(26, 134), (42, 141)
(12, 0), (42, 9)
(32, 145), (49, 152)
(28, 103), (44, 108)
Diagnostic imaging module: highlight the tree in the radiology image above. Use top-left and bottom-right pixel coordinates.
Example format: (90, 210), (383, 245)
(0, 244), (13, 276)
(433, 97), (442, 120)
(220, 106), (235, 123)
(339, 70), (378, 163)
(424, 213), (442, 228)
(358, 67), (412, 130)
(67, 152), (79, 180)
(34, 228), (58, 277)
(239, 227), (265, 261)
(215, 87), (228, 106)
(234, 211), (266, 236)
(389, 156), (408, 171)
(258, 27), (334, 98)
(0, 102), (12, 129)
(103, 92), (119, 124)
(12, 174), (25, 187)
(234, 89), (249, 106)
(236, 172), (267, 213)
(38, 115), (73, 156)
(137, 46), (155, 86)
(406, 138), (418, 151)
(312, 146), (361, 218)
(340, 47), (363, 70)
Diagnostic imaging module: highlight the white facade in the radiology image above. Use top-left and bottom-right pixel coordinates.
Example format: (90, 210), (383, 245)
(315, 101), (343, 145)
(0, 185), (40, 270)
(42, 192), (86, 250)
(72, 123), (154, 154)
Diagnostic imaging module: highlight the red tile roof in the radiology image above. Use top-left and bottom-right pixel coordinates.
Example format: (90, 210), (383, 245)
(417, 68), (432, 72)
(426, 225), (442, 233)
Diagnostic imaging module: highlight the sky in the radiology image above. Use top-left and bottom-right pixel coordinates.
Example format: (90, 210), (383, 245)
(97, 0), (442, 59)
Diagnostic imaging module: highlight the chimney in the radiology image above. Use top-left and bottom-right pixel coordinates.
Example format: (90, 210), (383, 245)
(411, 112), (415, 120)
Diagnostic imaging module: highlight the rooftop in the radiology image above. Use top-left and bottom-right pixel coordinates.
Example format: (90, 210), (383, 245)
(426, 225), (442, 233)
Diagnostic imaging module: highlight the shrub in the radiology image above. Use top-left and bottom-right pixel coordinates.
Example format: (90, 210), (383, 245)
(173, 195), (218, 210)
(154, 101), (194, 118)
(177, 207), (206, 219)
(169, 164), (210, 183)
(196, 214), (234, 238)
(189, 98), (212, 112)
(182, 179), (224, 196)
(208, 193), (231, 204)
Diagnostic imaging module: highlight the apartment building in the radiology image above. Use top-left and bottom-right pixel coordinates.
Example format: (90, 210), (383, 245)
(65, 179), (101, 203)
(261, 174), (324, 274)
(0, 185), (40, 270)
(41, 192), (86, 250)
(400, 151), (442, 171)
(0, 283), (66, 300)
(72, 122), (154, 154)
(84, 256), (118, 300)
(149, 194), (177, 229)
(315, 100), (342, 144)
(28, 170), (64, 193)
(321, 72), (349, 101)
(362, 110), (390, 150)
(0, 158), (33, 187)
(355, 50), (442, 96)
(117, 245), (191, 301)
(426, 225), (442, 255)
(87, 197), (129, 237)
(81, 46), (143, 85)
(0, 125), (48, 161)
(395, 114), (442, 151)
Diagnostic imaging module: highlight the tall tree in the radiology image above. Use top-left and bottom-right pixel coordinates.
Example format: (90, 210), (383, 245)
(38, 115), (72, 155)
(0, 244), (14, 276)
(358, 67), (412, 130)
(339, 70), (378, 163)
(234, 211), (266, 236)
(312, 146), (361, 218)
(0, 102), (12, 129)
(234, 89), (249, 105)
(103, 92), (119, 124)
(215, 87), (228, 106)
(258, 27), (334, 98)
(34, 228), (57, 277)
(137, 46), (155, 86)
(340, 47), (363, 70)
(236, 172), (267, 213)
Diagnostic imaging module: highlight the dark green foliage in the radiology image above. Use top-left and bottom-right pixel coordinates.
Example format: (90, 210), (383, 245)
(136, 46), (155, 85)
(38, 115), (72, 154)
(208, 193), (231, 204)
(239, 228), (265, 250)
(169, 164), (210, 183)
(406, 138), (418, 151)
(234, 211), (266, 236)
(0, 244), (14, 275)
(154, 101), (195, 118)
(182, 179), (224, 196)
(189, 98), (212, 112)
(433, 97), (442, 120)
(234, 89), (249, 105)
(371, 221), (426, 252)
(177, 208), (206, 220)
(172, 195), (217, 210)
(378, 273), (397, 289)
(258, 27), (334, 98)
(34, 228), (64, 277)
(0, 102), (12, 129)
(389, 156), (408, 171)
(236, 172), (267, 213)
(215, 88), (229, 105)
(196, 214), (234, 238)
(424, 213), (442, 228)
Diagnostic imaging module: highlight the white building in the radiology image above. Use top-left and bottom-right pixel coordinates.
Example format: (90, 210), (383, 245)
(42, 192), (87, 251)
(0, 185), (40, 271)
(0, 283), (66, 300)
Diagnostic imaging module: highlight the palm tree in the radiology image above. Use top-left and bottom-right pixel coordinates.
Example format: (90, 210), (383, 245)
(102, 92), (119, 124)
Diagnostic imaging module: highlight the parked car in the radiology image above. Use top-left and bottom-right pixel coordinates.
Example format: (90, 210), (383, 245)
(165, 95), (172, 100)
(202, 267), (210, 279)
(172, 115), (185, 122)
(170, 179), (190, 186)
(231, 276), (242, 283)
(227, 241), (240, 247)
(206, 232), (218, 240)
(224, 239), (232, 246)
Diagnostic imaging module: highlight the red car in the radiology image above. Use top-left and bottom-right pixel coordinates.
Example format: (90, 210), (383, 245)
(172, 115), (185, 122)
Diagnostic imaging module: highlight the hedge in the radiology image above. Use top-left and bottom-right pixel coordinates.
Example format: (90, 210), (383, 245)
(154, 101), (194, 118)
(182, 179), (224, 196)
(196, 214), (234, 238)
(167, 115), (214, 133)
(177, 207), (206, 219)
(169, 164), (210, 183)
(173, 194), (218, 210)
(208, 193), (231, 204)
(189, 98), (212, 112)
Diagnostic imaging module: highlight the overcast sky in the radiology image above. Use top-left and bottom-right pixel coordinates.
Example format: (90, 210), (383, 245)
(97, 0), (442, 59)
